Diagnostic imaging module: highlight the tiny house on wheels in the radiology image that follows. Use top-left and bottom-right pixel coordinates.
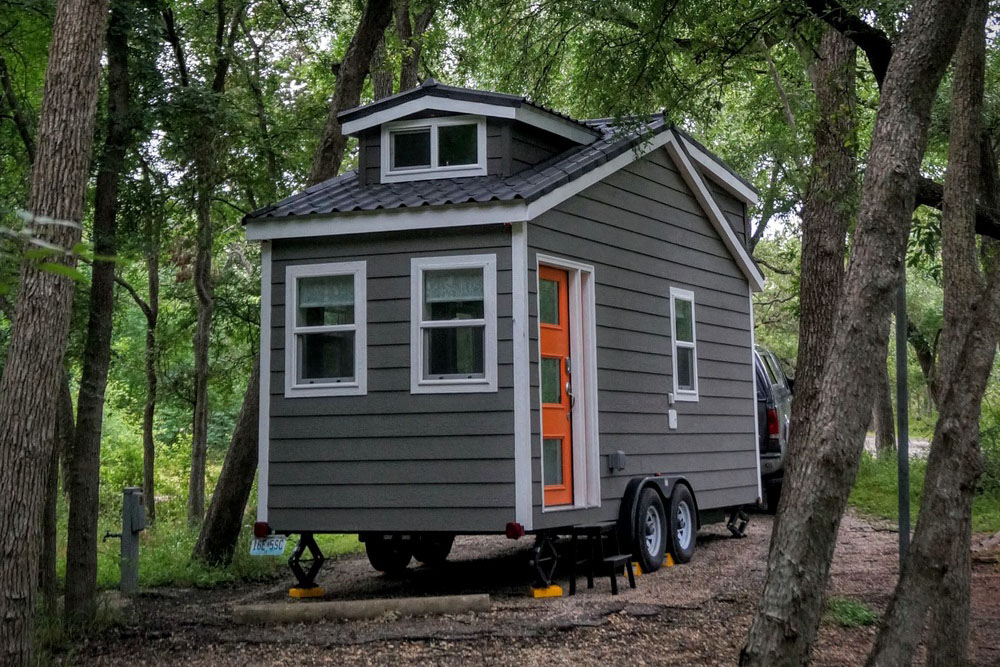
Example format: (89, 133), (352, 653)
(243, 80), (765, 589)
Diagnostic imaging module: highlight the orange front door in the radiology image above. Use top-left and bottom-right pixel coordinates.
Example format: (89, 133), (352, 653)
(539, 266), (574, 506)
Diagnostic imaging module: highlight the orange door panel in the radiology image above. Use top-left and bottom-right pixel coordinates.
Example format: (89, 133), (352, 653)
(539, 266), (573, 506)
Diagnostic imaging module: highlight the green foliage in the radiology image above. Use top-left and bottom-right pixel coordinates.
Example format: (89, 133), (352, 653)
(824, 597), (879, 628)
(850, 454), (1000, 534)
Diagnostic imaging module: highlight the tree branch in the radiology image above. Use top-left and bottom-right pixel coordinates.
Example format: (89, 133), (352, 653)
(756, 257), (795, 276)
(114, 272), (153, 323)
(162, 7), (190, 87)
(0, 51), (35, 163)
(802, 0), (892, 88)
(915, 175), (1000, 240)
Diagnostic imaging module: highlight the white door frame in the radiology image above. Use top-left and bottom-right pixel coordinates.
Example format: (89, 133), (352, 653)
(535, 254), (601, 511)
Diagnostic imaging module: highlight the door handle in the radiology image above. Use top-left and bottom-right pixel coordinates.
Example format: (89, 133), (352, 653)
(565, 381), (576, 410)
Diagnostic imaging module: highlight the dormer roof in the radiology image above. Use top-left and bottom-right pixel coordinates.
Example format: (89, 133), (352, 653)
(338, 79), (602, 146)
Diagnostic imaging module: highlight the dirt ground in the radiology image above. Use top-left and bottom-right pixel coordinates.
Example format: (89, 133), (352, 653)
(65, 511), (1000, 666)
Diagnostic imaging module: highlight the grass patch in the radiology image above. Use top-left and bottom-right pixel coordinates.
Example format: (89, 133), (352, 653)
(825, 596), (879, 628)
(849, 454), (1000, 533)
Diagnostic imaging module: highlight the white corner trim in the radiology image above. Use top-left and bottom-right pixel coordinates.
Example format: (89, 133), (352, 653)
(511, 222), (532, 530)
(257, 241), (272, 523)
(284, 261), (367, 398)
(665, 131), (766, 291)
(341, 95), (598, 145)
(410, 254), (498, 394)
(679, 136), (759, 206)
(748, 288), (763, 502)
(669, 286), (699, 403)
(380, 115), (488, 183)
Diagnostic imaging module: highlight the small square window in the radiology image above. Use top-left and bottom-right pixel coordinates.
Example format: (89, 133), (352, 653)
(438, 123), (477, 166)
(391, 128), (431, 169)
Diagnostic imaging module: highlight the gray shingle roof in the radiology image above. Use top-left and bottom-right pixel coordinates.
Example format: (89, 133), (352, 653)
(244, 116), (669, 221)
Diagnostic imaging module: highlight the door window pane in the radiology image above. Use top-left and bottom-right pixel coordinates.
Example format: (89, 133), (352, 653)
(676, 347), (694, 391)
(674, 298), (693, 342)
(541, 357), (561, 403)
(299, 331), (355, 382)
(438, 123), (477, 166)
(392, 128), (431, 169)
(426, 325), (485, 377)
(297, 274), (354, 326)
(543, 439), (563, 485)
(539, 279), (559, 325)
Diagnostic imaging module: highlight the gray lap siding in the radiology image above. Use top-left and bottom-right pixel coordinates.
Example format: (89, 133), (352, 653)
(267, 227), (516, 534)
(528, 148), (758, 530)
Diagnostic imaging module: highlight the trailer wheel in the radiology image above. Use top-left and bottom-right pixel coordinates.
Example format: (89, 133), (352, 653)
(365, 538), (412, 575)
(632, 487), (667, 574)
(412, 535), (454, 566)
(668, 485), (697, 563)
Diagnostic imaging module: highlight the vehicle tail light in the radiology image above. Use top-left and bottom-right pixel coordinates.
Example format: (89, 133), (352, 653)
(762, 408), (781, 453)
(253, 521), (271, 538)
(767, 408), (780, 437)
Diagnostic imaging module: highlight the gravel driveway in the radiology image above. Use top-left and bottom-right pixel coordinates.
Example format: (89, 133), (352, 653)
(66, 511), (1000, 666)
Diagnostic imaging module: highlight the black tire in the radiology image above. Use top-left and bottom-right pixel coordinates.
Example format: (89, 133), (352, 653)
(365, 538), (412, 575)
(631, 487), (667, 574)
(765, 482), (782, 515)
(667, 485), (697, 563)
(412, 535), (454, 566)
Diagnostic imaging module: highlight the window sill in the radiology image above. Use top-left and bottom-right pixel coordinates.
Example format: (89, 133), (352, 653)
(382, 164), (487, 183)
(411, 378), (497, 394)
(285, 381), (366, 399)
(673, 392), (699, 403)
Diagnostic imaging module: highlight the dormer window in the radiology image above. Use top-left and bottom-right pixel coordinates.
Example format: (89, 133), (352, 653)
(381, 115), (487, 182)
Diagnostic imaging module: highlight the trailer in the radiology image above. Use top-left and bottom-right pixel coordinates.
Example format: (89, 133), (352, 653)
(243, 80), (765, 588)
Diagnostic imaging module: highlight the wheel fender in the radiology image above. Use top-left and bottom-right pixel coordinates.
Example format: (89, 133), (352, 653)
(618, 476), (685, 543)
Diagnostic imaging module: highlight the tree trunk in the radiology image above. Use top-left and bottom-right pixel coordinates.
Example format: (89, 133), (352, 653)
(188, 179), (213, 525)
(308, 0), (393, 185)
(396, 0), (435, 91)
(872, 359), (895, 458)
(142, 201), (159, 525)
(65, 3), (131, 625)
(39, 374), (73, 615)
(0, 0), (110, 662)
(866, 3), (990, 664)
(370, 34), (394, 100)
(740, 1), (970, 664)
(193, 359), (260, 564)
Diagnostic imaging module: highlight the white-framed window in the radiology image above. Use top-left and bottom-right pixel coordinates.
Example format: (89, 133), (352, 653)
(381, 115), (488, 183)
(670, 287), (699, 402)
(284, 261), (366, 398)
(410, 254), (497, 394)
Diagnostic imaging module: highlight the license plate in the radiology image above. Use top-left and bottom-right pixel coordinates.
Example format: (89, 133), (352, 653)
(250, 535), (287, 556)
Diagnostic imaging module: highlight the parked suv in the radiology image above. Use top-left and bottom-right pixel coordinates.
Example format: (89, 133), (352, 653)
(754, 345), (793, 512)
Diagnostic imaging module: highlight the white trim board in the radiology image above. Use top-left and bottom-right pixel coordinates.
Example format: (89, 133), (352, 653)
(748, 288), (763, 503)
(246, 128), (765, 291)
(511, 222), (532, 529)
(679, 136), (759, 206)
(340, 96), (599, 145)
(256, 241), (272, 523)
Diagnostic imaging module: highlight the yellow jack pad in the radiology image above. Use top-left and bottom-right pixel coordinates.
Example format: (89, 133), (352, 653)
(288, 586), (325, 599)
(663, 553), (675, 568)
(531, 584), (563, 598)
(628, 562), (643, 577)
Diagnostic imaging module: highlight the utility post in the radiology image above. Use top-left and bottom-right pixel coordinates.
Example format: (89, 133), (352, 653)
(121, 487), (146, 594)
